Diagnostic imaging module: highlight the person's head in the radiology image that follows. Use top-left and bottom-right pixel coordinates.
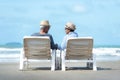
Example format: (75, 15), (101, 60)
(40, 20), (50, 33)
(65, 22), (76, 34)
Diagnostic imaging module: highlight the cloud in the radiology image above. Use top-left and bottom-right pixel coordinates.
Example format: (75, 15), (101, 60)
(72, 4), (86, 13)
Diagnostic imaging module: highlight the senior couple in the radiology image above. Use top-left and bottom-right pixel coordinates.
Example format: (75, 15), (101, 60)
(31, 20), (78, 50)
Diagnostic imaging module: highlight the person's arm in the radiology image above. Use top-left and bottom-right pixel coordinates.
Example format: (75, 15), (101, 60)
(49, 35), (57, 49)
(61, 36), (67, 50)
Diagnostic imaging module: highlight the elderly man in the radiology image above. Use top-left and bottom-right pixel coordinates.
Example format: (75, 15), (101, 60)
(60, 22), (78, 50)
(31, 20), (57, 49)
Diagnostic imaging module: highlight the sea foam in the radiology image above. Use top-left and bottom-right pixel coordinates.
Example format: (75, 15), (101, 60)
(0, 47), (120, 62)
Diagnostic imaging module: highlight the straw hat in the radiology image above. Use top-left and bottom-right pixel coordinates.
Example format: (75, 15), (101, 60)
(65, 22), (76, 30)
(40, 20), (50, 27)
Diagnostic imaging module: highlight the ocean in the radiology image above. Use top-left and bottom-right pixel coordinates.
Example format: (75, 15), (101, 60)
(0, 45), (120, 62)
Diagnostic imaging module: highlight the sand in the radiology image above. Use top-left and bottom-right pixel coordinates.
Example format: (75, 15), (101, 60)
(0, 60), (120, 80)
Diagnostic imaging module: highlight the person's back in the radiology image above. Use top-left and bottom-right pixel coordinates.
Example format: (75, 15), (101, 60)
(60, 22), (78, 50)
(31, 20), (57, 49)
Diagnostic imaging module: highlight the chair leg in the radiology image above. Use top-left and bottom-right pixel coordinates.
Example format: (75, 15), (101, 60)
(56, 50), (61, 70)
(87, 62), (93, 69)
(19, 49), (25, 70)
(51, 50), (55, 71)
(93, 62), (97, 71)
(19, 59), (24, 70)
(25, 59), (29, 69)
(59, 50), (62, 69)
(93, 53), (97, 71)
(61, 51), (65, 71)
(93, 58), (97, 71)
(55, 50), (60, 70)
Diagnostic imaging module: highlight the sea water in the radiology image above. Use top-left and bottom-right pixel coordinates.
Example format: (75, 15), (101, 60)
(0, 47), (120, 62)
(93, 48), (120, 61)
(0, 48), (21, 62)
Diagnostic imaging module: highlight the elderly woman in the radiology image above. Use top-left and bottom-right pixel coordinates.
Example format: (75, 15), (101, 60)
(60, 22), (78, 50)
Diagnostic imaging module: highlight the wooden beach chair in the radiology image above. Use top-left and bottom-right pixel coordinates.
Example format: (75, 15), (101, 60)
(61, 37), (97, 71)
(19, 36), (56, 71)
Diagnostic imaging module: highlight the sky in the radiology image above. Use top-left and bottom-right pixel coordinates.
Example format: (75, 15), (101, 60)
(0, 0), (120, 46)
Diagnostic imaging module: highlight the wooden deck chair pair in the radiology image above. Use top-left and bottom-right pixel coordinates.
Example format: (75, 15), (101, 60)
(61, 37), (97, 71)
(19, 36), (97, 71)
(19, 36), (56, 71)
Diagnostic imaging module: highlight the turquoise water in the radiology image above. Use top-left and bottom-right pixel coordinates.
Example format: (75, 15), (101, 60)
(94, 45), (120, 48)
(0, 43), (22, 48)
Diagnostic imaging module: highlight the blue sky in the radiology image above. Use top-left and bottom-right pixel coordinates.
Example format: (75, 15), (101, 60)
(0, 0), (120, 46)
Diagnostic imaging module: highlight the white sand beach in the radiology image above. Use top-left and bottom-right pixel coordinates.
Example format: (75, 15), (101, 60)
(0, 60), (120, 80)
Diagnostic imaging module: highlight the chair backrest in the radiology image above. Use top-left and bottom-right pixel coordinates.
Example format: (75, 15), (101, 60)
(66, 37), (93, 60)
(23, 36), (51, 59)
